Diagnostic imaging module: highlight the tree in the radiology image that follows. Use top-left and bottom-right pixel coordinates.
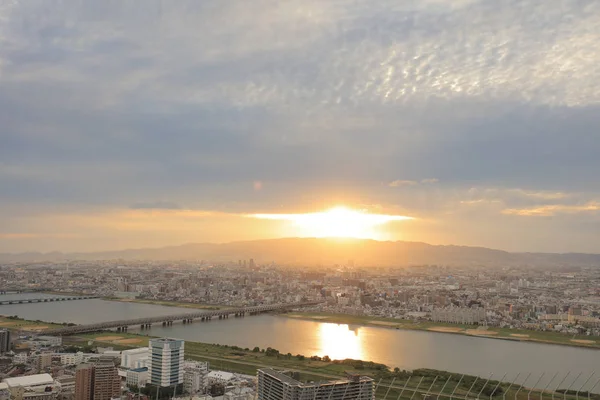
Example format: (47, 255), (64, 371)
(252, 347), (260, 352)
(296, 354), (305, 360)
(394, 367), (400, 374)
(322, 355), (331, 362)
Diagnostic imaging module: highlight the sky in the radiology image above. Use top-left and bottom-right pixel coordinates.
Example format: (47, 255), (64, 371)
(1, 0), (600, 253)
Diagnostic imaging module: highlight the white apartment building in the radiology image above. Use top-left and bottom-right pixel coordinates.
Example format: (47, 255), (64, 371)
(60, 352), (84, 366)
(3, 374), (61, 400)
(121, 348), (150, 369)
(182, 362), (209, 395)
(126, 368), (149, 388)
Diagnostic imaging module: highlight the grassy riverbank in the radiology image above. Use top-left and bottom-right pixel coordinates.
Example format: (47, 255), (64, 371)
(284, 312), (600, 349)
(0, 315), (62, 331)
(102, 297), (227, 310)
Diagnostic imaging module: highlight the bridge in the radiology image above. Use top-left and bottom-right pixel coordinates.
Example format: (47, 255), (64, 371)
(0, 296), (99, 305)
(40, 301), (322, 336)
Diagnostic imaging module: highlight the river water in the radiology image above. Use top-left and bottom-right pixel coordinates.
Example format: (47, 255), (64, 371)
(1, 298), (598, 390)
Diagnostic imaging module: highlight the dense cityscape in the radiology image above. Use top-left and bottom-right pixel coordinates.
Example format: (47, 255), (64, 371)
(1, 261), (599, 335)
(0, 260), (597, 399)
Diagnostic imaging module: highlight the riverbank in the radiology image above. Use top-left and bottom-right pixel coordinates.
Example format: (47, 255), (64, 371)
(70, 331), (596, 400)
(0, 315), (62, 331)
(102, 297), (228, 311)
(283, 312), (600, 350)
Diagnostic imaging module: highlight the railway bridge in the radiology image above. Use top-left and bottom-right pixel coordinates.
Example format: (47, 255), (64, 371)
(40, 301), (322, 336)
(0, 296), (100, 305)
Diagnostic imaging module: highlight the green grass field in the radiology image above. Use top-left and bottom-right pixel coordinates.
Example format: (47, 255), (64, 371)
(0, 315), (62, 331)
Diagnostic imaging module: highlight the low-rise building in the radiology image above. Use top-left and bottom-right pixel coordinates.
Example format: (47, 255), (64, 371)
(206, 371), (233, 386)
(61, 352), (84, 366)
(3, 374), (61, 400)
(126, 368), (149, 388)
(37, 353), (53, 370)
(183, 362), (209, 394)
(121, 348), (149, 370)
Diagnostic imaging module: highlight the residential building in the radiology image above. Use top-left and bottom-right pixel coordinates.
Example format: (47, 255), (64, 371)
(37, 353), (53, 370)
(183, 363), (209, 395)
(149, 338), (184, 387)
(61, 352), (84, 366)
(206, 371), (233, 386)
(3, 374), (60, 400)
(56, 376), (76, 394)
(93, 356), (121, 400)
(121, 348), (149, 370)
(0, 330), (10, 354)
(257, 369), (374, 400)
(126, 368), (149, 388)
(75, 364), (94, 400)
(431, 307), (486, 324)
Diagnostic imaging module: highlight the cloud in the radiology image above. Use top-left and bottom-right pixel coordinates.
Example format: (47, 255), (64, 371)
(389, 180), (418, 187)
(503, 202), (600, 217)
(129, 201), (182, 210)
(1, 0), (600, 252)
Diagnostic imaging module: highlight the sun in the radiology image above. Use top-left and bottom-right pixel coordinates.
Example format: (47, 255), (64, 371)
(251, 206), (412, 240)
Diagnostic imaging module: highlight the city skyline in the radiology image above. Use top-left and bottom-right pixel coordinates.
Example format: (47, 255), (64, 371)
(2, 0), (600, 253)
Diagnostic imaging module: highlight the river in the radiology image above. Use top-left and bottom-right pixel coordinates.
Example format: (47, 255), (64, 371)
(1, 298), (598, 390)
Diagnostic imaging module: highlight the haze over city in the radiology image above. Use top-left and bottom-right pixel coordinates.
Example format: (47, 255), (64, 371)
(1, 3), (600, 400)
(1, 0), (600, 254)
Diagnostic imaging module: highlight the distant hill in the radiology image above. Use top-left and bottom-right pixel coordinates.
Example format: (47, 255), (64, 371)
(1, 238), (599, 267)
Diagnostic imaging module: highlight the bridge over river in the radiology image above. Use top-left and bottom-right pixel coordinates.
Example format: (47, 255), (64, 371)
(0, 296), (99, 305)
(39, 301), (322, 336)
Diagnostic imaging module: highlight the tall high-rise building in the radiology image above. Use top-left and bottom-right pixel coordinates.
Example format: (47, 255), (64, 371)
(149, 338), (185, 387)
(258, 369), (374, 400)
(75, 358), (121, 400)
(93, 356), (121, 400)
(0, 330), (11, 354)
(75, 364), (94, 400)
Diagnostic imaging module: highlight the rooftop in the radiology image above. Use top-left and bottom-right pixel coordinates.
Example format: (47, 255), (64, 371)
(3, 374), (54, 388)
(259, 369), (301, 386)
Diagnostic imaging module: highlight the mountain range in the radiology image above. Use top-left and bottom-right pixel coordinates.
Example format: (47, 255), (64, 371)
(1, 237), (599, 267)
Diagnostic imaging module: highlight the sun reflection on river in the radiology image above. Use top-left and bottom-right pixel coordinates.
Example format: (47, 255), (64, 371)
(317, 323), (365, 361)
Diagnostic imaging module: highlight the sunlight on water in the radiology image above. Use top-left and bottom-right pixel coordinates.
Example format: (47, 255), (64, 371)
(317, 323), (365, 361)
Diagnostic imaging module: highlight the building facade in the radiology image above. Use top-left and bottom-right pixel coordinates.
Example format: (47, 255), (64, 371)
(182, 362), (209, 395)
(258, 369), (374, 400)
(149, 338), (185, 387)
(431, 307), (486, 324)
(121, 348), (150, 370)
(93, 356), (121, 400)
(37, 353), (53, 370)
(126, 368), (149, 388)
(75, 364), (94, 400)
(0, 330), (11, 354)
(3, 374), (60, 400)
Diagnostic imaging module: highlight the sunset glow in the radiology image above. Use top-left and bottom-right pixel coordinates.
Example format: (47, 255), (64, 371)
(251, 207), (412, 239)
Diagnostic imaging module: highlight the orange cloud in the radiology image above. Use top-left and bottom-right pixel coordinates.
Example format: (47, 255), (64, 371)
(502, 202), (600, 216)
